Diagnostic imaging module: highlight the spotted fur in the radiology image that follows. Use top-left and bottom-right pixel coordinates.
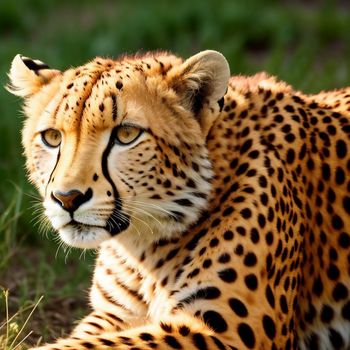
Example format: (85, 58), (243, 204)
(7, 50), (350, 350)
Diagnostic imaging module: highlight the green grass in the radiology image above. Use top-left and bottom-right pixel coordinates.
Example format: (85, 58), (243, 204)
(1, 0), (350, 346)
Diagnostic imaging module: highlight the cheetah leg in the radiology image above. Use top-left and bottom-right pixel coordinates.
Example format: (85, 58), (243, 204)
(28, 317), (231, 350)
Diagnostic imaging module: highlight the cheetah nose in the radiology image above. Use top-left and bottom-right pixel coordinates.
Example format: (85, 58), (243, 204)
(51, 188), (93, 212)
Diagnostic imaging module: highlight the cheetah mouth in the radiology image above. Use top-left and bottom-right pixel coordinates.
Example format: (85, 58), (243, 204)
(57, 217), (130, 249)
(69, 221), (103, 231)
(66, 217), (129, 236)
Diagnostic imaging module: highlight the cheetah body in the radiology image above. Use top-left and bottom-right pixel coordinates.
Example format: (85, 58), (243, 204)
(7, 51), (350, 350)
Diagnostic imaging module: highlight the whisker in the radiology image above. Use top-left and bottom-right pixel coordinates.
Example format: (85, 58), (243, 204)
(122, 199), (174, 217)
(113, 210), (155, 236)
(122, 203), (164, 228)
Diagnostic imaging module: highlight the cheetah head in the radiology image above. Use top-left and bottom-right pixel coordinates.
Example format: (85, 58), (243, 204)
(7, 51), (230, 248)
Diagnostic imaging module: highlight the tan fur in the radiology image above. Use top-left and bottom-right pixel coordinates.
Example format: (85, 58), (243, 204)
(7, 51), (350, 350)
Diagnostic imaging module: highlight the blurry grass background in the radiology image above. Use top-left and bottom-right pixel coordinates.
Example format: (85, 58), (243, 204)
(1, 0), (350, 347)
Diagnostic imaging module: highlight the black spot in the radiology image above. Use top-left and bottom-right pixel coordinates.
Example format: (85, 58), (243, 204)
(218, 253), (230, 264)
(179, 287), (221, 305)
(329, 328), (344, 349)
(244, 274), (258, 290)
(174, 198), (193, 207)
(186, 178), (196, 188)
(320, 304), (334, 323)
(202, 259), (212, 269)
(222, 206), (234, 216)
(178, 325), (190, 336)
(335, 167), (345, 185)
(160, 323), (173, 333)
(240, 208), (252, 219)
(116, 81), (123, 90)
(185, 229), (208, 250)
(187, 268), (200, 278)
(338, 232), (350, 248)
(322, 163), (331, 181)
(203, 311), (228, 333)
(235, 244), (244, 256)
(229, 298), (248, 317)
(164, 335), (182, 349)
(343, 197), (350, 215)
(305, 333), (319, 349)
(229, 158), (238, 169)
(240, 139), (253, 154)
(248, 150), (259, 159)
(259, 175), (268, 188)
(258, 214), (266, 228)
(236, 163), (249, 176)
(250, 228), (260, 244)
(210, 237), (219, 247)
(284, 105), (294, 113)
(236, 226), (246, 235)
(140, 333), (154, 341)
(266, 231), (274, 245)
(285, 133), (295, 143)
(218, 268), (237, 283)
(332, 215), (344, 230)
(341, 301), (350, 321)
(210, 336), (226, 350)
(170, 211), (185, 221)
(279, 295), (288, 314)
(332, 283), (348, 301)
(312, 276), (323, 296)
(163, 179), (172, 188)
(93, 173), (99, 181)
(265, 285), (275, 308)
(336, 140), (347, 158)
(286, 149), (295, 164)
(238, 323), (255, 348)
(327, 264), (340, 280)
(165, 248), (180, 261)
(244, 252), (257, 267)
(99, 338), (115, 346)
(192, 333), (207, 350)
(262, 315), (276, 340)
(223, 230), (233, 240)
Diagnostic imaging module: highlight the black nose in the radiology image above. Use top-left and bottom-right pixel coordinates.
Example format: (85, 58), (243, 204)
(51, 188), (93, 212)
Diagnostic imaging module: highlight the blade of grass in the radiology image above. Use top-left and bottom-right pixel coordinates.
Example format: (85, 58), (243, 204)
(5, 289), (9, 350)
(12, 330), (33, 350)
(9, 295), (44, 349)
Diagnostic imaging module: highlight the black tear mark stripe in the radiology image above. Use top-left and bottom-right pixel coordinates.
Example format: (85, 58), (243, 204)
(45, 149), (61, 198)
(102, 128), (119, 198)
(101, 128), (130, 235)
(21, 55), (49, 75)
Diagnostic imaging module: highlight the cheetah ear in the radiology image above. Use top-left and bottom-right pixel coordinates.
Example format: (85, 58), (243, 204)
(169, 50), (230, 115)
(6, 54), (60, 97)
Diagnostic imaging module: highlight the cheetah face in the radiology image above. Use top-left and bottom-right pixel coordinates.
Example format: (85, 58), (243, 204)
(7, 51), (230, 248)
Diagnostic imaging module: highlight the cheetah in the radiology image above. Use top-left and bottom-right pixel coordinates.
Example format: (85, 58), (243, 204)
(7, 50), (350, 349)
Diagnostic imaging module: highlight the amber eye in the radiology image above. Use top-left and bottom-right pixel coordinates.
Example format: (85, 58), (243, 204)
(115, 125), (142, 145)
(41, 129), (62, 148)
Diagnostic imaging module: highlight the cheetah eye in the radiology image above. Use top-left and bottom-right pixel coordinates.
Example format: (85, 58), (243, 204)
(114, 125), (143, 145)
(41, 129), (62, 148)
